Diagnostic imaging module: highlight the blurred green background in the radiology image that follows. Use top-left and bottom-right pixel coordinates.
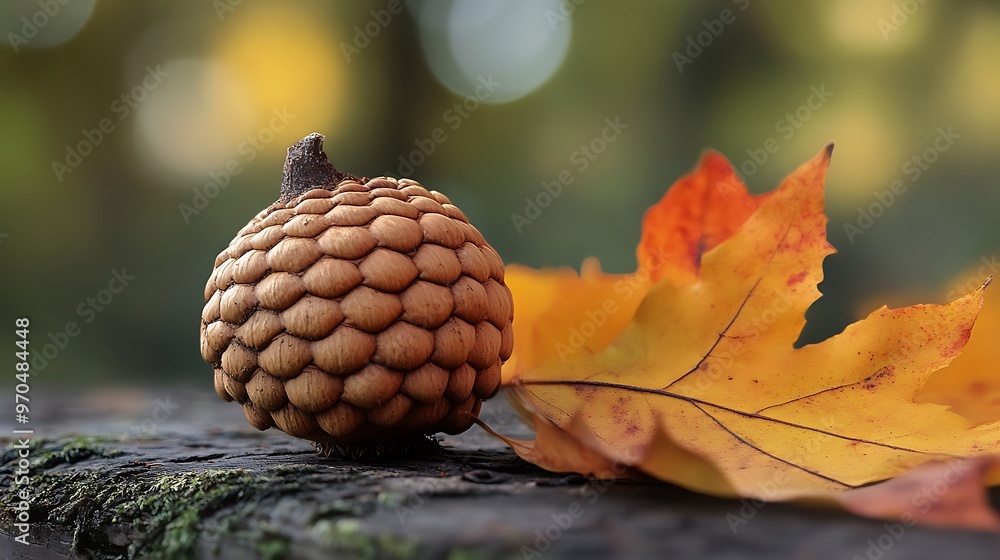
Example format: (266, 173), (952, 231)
(1, 0), (998, 387)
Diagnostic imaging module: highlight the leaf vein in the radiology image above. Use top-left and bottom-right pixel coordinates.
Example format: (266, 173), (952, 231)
(522, 378), (946, 456)
(690, 401), (856, 489)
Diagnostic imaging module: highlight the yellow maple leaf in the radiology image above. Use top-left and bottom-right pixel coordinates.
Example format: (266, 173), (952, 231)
(499, 146), (1000, 502)
(916, 266), (1000, 426)
(503, 151), (768, 381)
(837, 457), (1000, 530)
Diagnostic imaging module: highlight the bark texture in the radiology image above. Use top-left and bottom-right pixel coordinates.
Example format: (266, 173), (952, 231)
(2, 389), (1000, 559)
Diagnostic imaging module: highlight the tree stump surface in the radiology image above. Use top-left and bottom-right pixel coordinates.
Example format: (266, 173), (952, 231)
(2, 388), (1000, 559)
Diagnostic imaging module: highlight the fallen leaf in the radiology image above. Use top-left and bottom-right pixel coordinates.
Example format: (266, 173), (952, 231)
(503, 258), (641, 380)
(504, 151), (767, 382)
(915, 266), (1000, 427)
(498, 145), (1000, 505)
(637, 150), (770, 287)
(837, 457), (1000, 531)
(473, 413), (630, 480)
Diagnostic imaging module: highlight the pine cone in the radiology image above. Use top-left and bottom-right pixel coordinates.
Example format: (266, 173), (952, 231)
(200, 133), (513, 452)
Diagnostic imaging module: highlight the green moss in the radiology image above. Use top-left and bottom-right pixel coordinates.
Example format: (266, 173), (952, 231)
(313, 498), (365, 519)
(5, 462), (280, 560)
(1, 435), (427, 559)
(2, 435), (122, 471)
(376, 491), (404, 507)
(2, 435), (46, 452)
(257, 535), (290, 560)
(25, 435), (124, 470)
(378, 534), (419, 560)
(119, 469), (258, 559)
(60, 434), (121, 447)
(61, 435), (124, 459)
(311, 518), (419, 560)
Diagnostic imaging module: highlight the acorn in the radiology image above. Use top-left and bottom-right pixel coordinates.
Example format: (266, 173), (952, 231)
(200, 133), (514, 458)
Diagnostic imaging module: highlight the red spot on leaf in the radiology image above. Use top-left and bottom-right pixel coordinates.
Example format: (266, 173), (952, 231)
(945, 328), (974, 358)
(787, 271), (807, 287)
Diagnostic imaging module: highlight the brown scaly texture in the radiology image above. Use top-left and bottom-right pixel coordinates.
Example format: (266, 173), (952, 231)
(200, 133), (513, 450)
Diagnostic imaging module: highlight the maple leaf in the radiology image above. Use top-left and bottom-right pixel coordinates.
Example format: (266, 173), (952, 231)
(636, 150), (770, 287)
(502, 151), (766, 382)
(837, 457), (1000, 531)
(912, 266), (1000, 427)
(498, 146), (1000, 504)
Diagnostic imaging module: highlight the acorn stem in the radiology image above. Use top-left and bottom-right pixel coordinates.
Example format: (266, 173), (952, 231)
(280, 133), (355, 202)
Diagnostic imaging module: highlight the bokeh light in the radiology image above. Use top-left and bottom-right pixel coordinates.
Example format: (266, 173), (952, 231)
(134, 58), (255, 179)
(413, 0), (571, 103)
(756, 0), (930, 58)
(212, 6), (348, 147)
(133, 6), (349, 180)
(798, 91), (906, 208)
(942, 10), (1000, 154)
(2, 1), (1000, 384)
(0, 0), (96, 52)
(823, 0), (931, 53)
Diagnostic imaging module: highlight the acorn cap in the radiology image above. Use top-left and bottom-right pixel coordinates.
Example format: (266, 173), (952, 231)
(200, 133), (514, 449)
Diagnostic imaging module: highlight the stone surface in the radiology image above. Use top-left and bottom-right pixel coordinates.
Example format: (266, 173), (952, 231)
(2, 388), (1000, 559)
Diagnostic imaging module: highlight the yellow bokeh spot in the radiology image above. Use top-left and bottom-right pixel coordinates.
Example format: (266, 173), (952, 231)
(944, 12), (1000, 152)
(213, 6), (348, 151)
(824, 0), (930, 52)
(794, 95), (904, 208)
(135, 58), (256, 178)
(758, 0), (930, 58)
